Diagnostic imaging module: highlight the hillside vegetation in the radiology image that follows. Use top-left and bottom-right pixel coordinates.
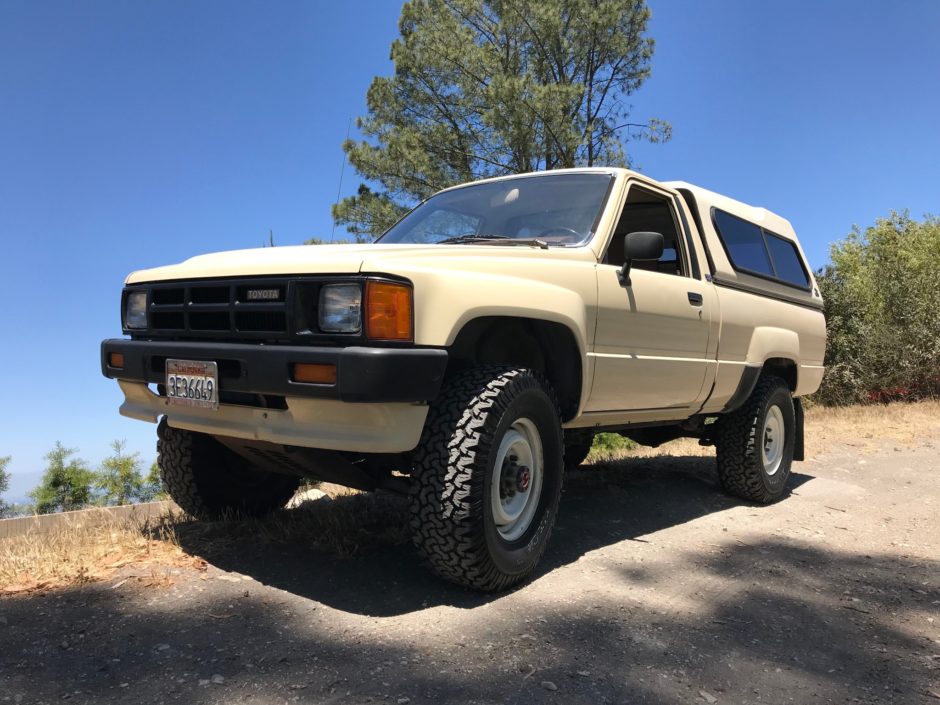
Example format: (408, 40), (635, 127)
(815, 212), (940, 405)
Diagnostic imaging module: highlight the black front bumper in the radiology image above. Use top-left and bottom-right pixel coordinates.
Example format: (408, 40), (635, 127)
(101, 339), (448, 403)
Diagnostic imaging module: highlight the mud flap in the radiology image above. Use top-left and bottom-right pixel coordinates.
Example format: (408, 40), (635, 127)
(793, 397), (805, 461)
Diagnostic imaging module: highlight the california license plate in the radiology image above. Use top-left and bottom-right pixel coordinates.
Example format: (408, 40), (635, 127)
(166, 359), (219, 410)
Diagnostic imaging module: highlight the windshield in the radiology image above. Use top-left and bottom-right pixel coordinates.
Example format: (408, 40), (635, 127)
(376, 173), (614, 246)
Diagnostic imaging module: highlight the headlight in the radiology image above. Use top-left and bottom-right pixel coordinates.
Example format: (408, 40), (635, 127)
(124, 291), (148, 329)
(318, 284), (362, 333)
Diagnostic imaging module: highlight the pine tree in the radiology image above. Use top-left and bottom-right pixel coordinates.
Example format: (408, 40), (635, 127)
(96, 440), (147, 506)
(29, 443), (96, 514)
(139, 460), (167, 503)
(334, 0), (670, 238)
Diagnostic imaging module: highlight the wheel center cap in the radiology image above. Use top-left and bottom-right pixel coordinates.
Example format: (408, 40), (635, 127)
(517, 466), (531, 492)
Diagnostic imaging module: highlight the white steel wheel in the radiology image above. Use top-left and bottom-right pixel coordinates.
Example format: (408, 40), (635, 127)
(491, 417), (544, 542)
(715, 376), (796, 504)
(409, 366), (564, 591)
(762, 404), (785, 476)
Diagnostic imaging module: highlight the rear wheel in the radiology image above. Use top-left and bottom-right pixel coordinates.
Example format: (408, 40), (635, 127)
(715, 376), (795, 503)
(409, 367), (564, 591)
(157, 418), (300, 519)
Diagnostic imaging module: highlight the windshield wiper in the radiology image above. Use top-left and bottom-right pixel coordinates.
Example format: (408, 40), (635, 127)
(486, 238), (550, 250)
(437, 234), (549, 249)
(436, 234), (512, 244)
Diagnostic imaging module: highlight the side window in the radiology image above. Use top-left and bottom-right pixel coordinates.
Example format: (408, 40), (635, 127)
(765, 234), (810, 287)
(605, 186), (686, 277)
(713, 208), (810, 288)
(407, 208), (481, 243)
(712, 210), (773, 276)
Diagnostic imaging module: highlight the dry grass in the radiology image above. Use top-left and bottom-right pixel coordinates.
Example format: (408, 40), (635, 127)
(0, 509), (196, 595)
(0, 485), (407, 595)
(805, 398), (940, 451)
(604, 436), (711, 460)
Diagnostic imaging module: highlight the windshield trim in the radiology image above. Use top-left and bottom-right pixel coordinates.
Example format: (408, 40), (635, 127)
(584, 175), (617, 247)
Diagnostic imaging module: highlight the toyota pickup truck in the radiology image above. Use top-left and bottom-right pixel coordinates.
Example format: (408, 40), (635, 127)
(101, 168), (826, 590)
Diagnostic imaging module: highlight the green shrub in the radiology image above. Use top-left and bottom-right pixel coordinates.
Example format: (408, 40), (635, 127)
(815, 212), (940, 405)
(590, 432), (637, 456)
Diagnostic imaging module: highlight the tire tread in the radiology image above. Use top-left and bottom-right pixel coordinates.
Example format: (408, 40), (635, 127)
(715, 375), (793, 504)
(157, 418), (299, 519)
(409, 367), (562, 591)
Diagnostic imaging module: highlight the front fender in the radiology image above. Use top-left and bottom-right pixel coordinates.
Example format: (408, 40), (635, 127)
(422, 272), (588, 353)
(360, 251), (600, 413)
(365, 260), (596, 353)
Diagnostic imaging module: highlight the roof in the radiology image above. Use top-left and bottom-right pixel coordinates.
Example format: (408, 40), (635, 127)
(434, 166), (634, 194)
(664, 180), (796, 240)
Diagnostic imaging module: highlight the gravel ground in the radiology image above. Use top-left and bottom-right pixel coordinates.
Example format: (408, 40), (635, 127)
(2, 435), (938, 705)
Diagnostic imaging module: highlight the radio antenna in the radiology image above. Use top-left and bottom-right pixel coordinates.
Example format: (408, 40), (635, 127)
(330, 118), (353, 243)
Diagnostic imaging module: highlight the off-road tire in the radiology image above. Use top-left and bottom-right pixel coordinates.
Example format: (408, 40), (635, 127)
(409, 367), (564, 591)
(715, 376), (795, 504)
(157, 418), (300, 519)
(564, 431), (594, 471)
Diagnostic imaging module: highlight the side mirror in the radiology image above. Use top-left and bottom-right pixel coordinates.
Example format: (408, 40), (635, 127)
(618, 231), (664, 287)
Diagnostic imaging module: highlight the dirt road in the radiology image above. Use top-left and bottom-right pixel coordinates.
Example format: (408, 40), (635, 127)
(2, 434), (938, 704)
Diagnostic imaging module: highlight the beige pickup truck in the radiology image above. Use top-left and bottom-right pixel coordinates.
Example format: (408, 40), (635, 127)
(102, 168), (826, 590)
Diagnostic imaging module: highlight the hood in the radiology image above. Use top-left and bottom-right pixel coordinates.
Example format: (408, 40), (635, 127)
(125, 242), (588, 284)
(125, 243), (439, 284)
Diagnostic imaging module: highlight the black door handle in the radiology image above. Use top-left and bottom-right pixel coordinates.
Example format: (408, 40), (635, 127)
(687, 292), (703, 306)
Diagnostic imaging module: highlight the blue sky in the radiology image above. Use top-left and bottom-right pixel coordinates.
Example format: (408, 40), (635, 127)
(1, 1), (938, 500)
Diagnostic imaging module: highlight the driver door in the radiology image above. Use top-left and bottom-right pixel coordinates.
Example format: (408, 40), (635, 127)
(585, 182), (713, 414)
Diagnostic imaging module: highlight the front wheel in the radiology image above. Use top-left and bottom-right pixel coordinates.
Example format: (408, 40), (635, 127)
(409, 367), (564, 591)
(715, 376), (795, 504)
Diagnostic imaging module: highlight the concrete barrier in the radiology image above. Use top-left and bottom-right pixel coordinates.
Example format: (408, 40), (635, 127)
(0, 501), (178, 540)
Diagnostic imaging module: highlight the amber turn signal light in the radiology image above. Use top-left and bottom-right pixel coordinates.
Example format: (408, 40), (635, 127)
(365, 280), (413, 341)
(108, 352), (125, 369)
(292, 363), (337, 385)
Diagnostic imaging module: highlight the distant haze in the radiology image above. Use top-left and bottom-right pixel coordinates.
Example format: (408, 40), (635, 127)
(4, 471), (42, 505)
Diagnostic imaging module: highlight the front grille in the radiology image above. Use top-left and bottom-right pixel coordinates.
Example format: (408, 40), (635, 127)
(124, 275), (382, 343)
(235, 310), (287, 332)
(137, 278), (291, 340)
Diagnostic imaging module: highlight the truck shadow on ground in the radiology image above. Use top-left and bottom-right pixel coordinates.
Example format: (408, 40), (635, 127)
(3, 536), (935, 705)
(170, 455), (813, 618)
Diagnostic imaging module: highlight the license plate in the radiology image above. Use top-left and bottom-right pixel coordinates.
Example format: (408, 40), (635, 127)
(166, 359), (219, 410)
